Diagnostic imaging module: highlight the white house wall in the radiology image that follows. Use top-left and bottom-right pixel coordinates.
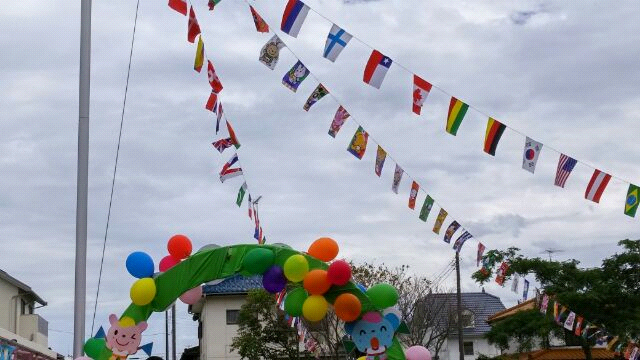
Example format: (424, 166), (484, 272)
(0, 279), (19, 331)
(200, 295), (246, 360)
(440, 336), (502, 360)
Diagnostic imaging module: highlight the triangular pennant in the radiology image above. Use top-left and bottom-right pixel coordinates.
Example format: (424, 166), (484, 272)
(95, 326), (106, 339)
(249, 6), (269, 33)
(139, 343), (153, 356)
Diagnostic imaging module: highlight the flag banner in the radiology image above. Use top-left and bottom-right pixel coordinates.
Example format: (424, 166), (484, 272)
(522, 137), (543, 173)
(511, 273), (520, 293)
(392, 164), (404, 194)
(281, 0), (309, 37)
(303, 84), (329, 111)
(453, 231), (473, 252)
(236, 182), (247, 207)
(324, 24), (352, 62)
(194, 36), (205, 72)
(443, 220), (460, 243)
(585, 169), (612, 203)
(363, 50), (392, 89)
(625, 344), (635, 360)
(625, 184), (639, 217)
(419, 195), (434, 222)
(328, 106), (350, 138)
(216, 103), (224, 134)
(476, 243), (486, 266)
(523, 279), (530, 300)
(540, 294), (549, 314)
(168, 0), (187, 15)
(555, 153), (577, 188)
(220, 167), (243, 183)
(207, 61), (223, 92)
(412, 75), (432, 115)
(208, 0), (221, 10)
(226, 120), (240, 149)
(374, 146), (387, 177)
(564, 311), (576, 331)
(408, 181), (419, 209)
(249, 6), (269, 33)
(188, 7), (201, 43)
(220, 153), (239, 173)
(432, 208), (448, 234)
(212, 138), (233, 153)
(484, 118), (506, 156)
(248, 194), (253, 219)
(495, 261), (509, 286)
(446, 97), (469, 136)
(260, 35), (285, 70)
(574, 316), (584, 336)
(347, 126), (369, 159)
(554, 304), (563, 323)
(283, 61), (310, 92)
(205, 91), (218, 111)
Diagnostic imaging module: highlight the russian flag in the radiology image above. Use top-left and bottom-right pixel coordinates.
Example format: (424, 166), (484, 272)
(363, 50), (392, 89)
(281, 0), (309, 38)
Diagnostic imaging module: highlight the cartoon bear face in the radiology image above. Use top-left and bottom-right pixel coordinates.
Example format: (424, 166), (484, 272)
(106, 314), (148, 356)
(345, 311), (400, 357)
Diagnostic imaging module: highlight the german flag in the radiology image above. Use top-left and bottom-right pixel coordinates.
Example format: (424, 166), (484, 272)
(446, 97), (469, 135)
(483, 118), (506, 156)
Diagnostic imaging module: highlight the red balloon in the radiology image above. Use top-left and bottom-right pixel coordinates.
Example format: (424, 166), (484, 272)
(159, 255), (180, 272)
(333, 293), (362, 322)
(303, 269), (331, 295)
(327, 260), (351, 285)
(168, 234), (192, 260)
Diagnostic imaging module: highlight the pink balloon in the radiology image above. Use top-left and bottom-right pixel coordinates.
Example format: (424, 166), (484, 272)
(179, 286), (203, 305)
(159, 255), (180, 272)
(405, 346), (431, 360)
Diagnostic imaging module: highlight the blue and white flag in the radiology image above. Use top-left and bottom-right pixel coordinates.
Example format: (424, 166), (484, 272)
(523, 279), (530, 300)
(323, 24), (352, 62)
(452, 230), (472, 252)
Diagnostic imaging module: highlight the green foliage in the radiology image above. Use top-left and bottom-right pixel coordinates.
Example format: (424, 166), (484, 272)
(484, 310), (562, 352)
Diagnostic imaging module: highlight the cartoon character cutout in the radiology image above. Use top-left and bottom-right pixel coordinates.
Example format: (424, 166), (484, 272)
(345, 311), (401, 360)
(328, 106), (350, 138)
(106, 314), (148, 360)
(347, 127), (369, 159)
(282, 61), (310, 92)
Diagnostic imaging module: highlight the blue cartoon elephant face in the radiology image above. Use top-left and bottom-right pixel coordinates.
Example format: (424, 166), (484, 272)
(345, 311), (400, 356)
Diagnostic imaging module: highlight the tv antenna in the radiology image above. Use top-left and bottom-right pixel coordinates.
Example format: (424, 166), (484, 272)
(542, 248), (564, 261)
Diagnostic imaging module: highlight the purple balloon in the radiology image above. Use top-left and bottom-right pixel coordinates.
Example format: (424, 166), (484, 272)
(405, 346), (431, 360)
(263, 265), (287, 293)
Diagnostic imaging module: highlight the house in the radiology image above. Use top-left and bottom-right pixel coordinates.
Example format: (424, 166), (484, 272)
(0, 269), (60, 360)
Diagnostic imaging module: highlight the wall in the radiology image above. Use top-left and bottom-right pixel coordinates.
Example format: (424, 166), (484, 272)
(0, 327), (57, 360)
(0, 279), (19, 331)
(440, 336), (502, 360)
(200, 295), (247, 360)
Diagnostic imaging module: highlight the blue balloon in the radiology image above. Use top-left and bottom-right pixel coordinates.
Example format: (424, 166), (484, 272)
(126, 251), (155, 279)
(356, 283), (367, 293)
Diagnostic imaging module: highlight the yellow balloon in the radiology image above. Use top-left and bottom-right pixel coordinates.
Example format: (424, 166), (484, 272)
(130, 278), (157, 305)
(283, 254), (309, 282)
(357, 357), (367, 360)
(302, 295), (328, 322)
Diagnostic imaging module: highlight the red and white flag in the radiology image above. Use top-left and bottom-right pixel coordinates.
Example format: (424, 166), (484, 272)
(168, 0), (187, 15)
(412, 75), (432, 115)
(220, 153), (243, 183)
(585, 169), (612, 203)
(207, 61), (223, 93)
(205, 91), (218, 111)
(188, 7), (201, 43)
(363, 50), (392, 89)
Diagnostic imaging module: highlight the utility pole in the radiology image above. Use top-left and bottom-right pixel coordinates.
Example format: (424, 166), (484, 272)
(171, 304), (177, 360)
(165, 309), (169, 360)
(455, 252), (464, 360)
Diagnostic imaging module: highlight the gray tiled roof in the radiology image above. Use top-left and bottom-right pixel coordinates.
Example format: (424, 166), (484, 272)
(202, 274), (263, 295)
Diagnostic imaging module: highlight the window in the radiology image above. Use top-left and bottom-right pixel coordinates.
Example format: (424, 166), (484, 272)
(454, 309), (475, 328)
(463, 341), (474, 356)
(226, 309), (240, 325)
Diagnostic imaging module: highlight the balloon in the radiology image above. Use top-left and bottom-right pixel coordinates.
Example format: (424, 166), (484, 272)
(366, 283), (399, 309)
(333, 293), (362, 322)
(167, 234), (192, 259)
(327, 260), (351, 285)
(303, 269), (331, 295)
(242, 248), (275, 275)
(125, 251), (155, 279)
(179, 286), (203, 305)
(357, 357), (366, 360)
(307, 237), (339, 262)
(84, 338), (108, 360)
(262, 265), (287, 293)
(130, 278), (157, 305)
(159, 255), (180, 272)
(283, 254), (309, 282)
(405, 346), (432, 360)
(197, 243), (220, 252)
(302, 295), (328, 322)
(284, 287), (308, 316)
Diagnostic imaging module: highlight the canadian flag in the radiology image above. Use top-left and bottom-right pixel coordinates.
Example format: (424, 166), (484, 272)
(188, 7), (201, 43)
(412, 75), (432, 115)
(207, 61), (223, 93)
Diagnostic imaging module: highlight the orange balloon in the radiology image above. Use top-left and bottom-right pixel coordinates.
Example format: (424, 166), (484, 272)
(333, 293), (362, 322)
(307, 237), (339, 262)
(168, 234), (192, 260)
(303, 269), (331, 295)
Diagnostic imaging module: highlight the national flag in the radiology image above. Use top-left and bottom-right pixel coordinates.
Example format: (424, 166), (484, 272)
(249, 6), (269, 33)
(483, 118), (506, 156)
(554, 154), (577, 188)
(323, 24), (352, 62)
(556, 305), (566, 324)
(539, 294), (549, 314)
(188, 7), (201, 43)
(248, 194), (253, 219)
(259, 35), (285, 70)
(522, 137), (543, 173)
(412, 75), (432, 115)
(564, 311), (576, 331)
(523, 279), (529, 300)
(408, 181), (419, 209)
(328, 106), (350, 138)
(205, 91), (218, 111)
(194, 36), (205, 72)
(216, 103), (224, 134)
(625, 184), (639, 217)
(432, 208), (448, 234)
(363, 50), (392, 89)
(585, 169), (612, 203)
(574, 316), (584, 336)
(280, 0), (309, 38)
(282, 61), (310, 92)
(453, 231), (472, 253)
(347, 126), (369, 159)
(303, 84), (329, 111)
(168, 0), (187, 15)
(207, 61), (223, 92)
(375, 146), (387, 177)
(226, 120), (240, 149)
(443, 221), (460, 243)
(236, 182), (247, 207)
(476, 243), (486, 267)
(419, 195), (434, 222)
(446, 97), (469, 136)
(392, 164), (404, 194)
(220, 153), (243, 183)
(495, 262), (509, 286)
(208, 0), (221, 11)
(212, 138), (233, 153)
(510, 273), (520, 293)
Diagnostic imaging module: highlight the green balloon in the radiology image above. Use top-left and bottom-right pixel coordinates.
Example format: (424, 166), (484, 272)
(284, 287), (308, 316)
(242, 248), (275, 275)
(84, 338), (111, 360)
(366, 283), (399, 309)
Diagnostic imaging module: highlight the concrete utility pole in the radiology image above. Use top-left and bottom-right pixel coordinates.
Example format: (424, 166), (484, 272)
(455, 252), (464, 360)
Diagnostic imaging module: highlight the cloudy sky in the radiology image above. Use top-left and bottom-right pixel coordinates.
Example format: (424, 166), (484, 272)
(2, 0), (639, 358)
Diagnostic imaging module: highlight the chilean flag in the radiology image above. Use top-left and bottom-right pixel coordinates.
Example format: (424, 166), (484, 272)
(363, 50), (392, 89)
(281, 0), (309, 38)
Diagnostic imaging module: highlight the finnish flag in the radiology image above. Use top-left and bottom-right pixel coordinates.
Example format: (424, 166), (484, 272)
(323, 24), (352, 62)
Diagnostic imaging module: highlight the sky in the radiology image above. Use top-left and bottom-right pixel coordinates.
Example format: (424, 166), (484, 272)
(1, 0), (639, 358)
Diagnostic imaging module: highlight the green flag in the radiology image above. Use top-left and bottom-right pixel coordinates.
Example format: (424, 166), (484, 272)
(236, 182), (247, 207)
(418, 195), (434, 222)
(624, 184), (639, 217)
